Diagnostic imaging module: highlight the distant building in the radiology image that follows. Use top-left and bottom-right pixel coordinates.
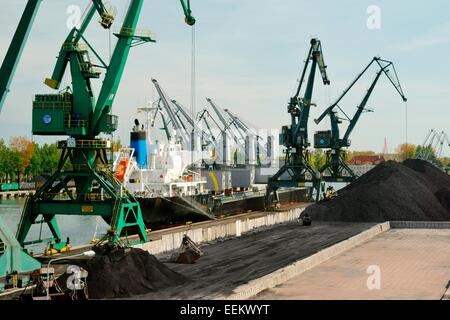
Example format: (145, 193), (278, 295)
(347, 155), (385, 177)
(347, 155), (385, 165)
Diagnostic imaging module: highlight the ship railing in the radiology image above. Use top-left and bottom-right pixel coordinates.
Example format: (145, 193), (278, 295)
(80, 193), (103, 201)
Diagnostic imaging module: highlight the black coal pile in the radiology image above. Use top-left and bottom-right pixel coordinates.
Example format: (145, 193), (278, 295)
(82, 245), (188, 299)
(305, 159), (450, 222)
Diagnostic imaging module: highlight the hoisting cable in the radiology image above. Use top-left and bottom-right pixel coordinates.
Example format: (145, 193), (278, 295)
(190, 25), (196, 183)
(188, 23), (198, 208)
(405, 100), (408, 147)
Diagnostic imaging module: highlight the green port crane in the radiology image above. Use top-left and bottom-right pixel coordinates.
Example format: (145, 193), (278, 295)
(16, 0), (196, 249)
(266, 38), (330, 205)
(313, 57), (407, 182)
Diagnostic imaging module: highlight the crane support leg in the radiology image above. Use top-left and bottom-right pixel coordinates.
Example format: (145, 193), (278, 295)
(318, 149), (356, 183)
(16, 143), (148, 248)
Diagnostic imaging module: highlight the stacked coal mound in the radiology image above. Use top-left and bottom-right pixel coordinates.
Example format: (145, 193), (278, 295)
(305, 159), (450, 222)
(83, 245), (188, 299)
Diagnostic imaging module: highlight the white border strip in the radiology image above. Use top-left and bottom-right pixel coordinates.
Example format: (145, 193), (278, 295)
(389, 221), (450, 229)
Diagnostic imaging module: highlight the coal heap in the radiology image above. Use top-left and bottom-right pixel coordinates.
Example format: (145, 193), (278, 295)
(305, 159), (450, 222)
(83, 246), (188, 299)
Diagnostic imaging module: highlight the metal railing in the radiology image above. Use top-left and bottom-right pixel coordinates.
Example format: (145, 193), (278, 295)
(64, 118), (88, 128)
(62, 42), (88, 51)
(81, 193), (103, 201)
(57, 139), (109, 149)
(76, 140), (108, 148)
(79, 62), (101, 76)
(33, 101), (72, 110)
(115, 27), (153, 38)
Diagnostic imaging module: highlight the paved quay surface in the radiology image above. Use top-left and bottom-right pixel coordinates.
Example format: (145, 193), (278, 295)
(131, 221), (375, 299)
(254, 229), (450, 300)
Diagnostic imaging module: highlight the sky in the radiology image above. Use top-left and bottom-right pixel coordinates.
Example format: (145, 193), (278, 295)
(0, 0), (449, 156)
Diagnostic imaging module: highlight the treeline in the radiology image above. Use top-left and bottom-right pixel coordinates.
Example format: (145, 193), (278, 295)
(309, 143), (449, 171)
(0, 136), (447, 182)
(0, 137), (60, 182)
(0, 136), (123, 183)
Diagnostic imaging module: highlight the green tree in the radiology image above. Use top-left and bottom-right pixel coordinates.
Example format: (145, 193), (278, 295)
(396, 143), (417, 161)
(0, 140), (64, 180)
(10, 136), (35, 180)
(415, 145), (436, 161)
(28, 142), (43, 178)
(37, 143), (61, 175)
(0, 139), (6, 180)
(1, 147), (22, 182)
(311, 148), (326, 170)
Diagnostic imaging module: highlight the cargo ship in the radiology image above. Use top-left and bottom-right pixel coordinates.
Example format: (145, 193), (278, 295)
(113, 116), (308, 230)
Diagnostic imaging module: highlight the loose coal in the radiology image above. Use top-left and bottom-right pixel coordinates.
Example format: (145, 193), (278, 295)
(435, 187), (450, 212)
(305, 159), (450, 222)
(80, 245), (188, 299)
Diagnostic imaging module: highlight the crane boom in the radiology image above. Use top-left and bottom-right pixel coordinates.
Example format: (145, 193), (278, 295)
(156, 107), (172, 141)
(314, 58), (377, 125)
(180, 0), (196, 25)
(207, 98), (245, 151)
(206, 98), (228, 131)
(91, 0), (115, 29)
(172, 100), (214, 139)
(296, 39), (330, 142)
(44, 1), (116, 90)
(224, 108), (268, 155)
(152, 79), (189, 146)
(341, 70), (383, 143)
(172, 100), (195, 128)
(0, 0), (42, 113)
(226, 111), (247, 142)
(314, 57), (407, 183)
(91, 0), (150, 132)
(197, 109), (219, 147)
(91, 0), (196, 133)
(44, 3), (105, 90)
(315, 57), (407, 125)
